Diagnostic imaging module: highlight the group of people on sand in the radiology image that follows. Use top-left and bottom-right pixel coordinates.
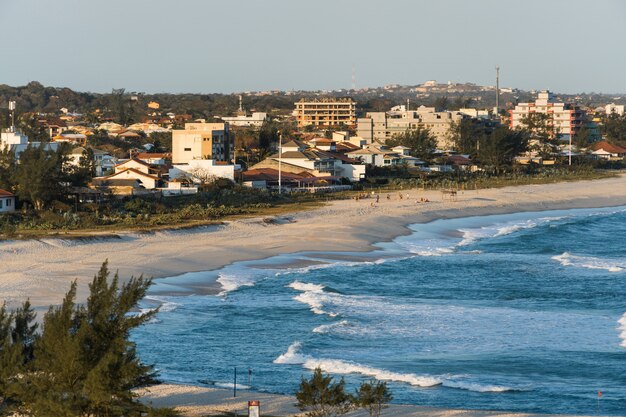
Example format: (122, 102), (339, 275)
(353, 191), (431, 207)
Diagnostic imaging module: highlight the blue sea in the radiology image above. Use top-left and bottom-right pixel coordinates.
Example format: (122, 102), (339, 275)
(132, 206), (626, 415)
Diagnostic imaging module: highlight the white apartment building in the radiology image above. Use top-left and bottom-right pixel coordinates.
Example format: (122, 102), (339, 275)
(509, 90), (585, 139)
(294, 97), (356, 127)
(356, 105), (466, 148)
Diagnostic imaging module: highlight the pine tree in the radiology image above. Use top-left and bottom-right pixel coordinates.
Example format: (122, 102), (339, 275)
(24, 261), (157, 417)
(296, 367), (351, 417)
(354, 380), (393, 417)
(0, 300), (39, 412)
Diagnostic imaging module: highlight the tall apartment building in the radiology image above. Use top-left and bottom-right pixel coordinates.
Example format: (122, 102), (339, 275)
(356, 105), (466, 148)
(294, 97), (356, 127)
(509, 90), (585, 138)
(172, 122), (232, 164)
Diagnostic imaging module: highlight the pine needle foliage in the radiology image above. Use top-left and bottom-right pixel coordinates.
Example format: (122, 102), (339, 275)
(0, 261), (158, 417)
(295, 367), (351, 417)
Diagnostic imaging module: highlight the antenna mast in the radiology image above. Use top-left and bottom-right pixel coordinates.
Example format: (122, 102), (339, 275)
(495, 66), (500, 116)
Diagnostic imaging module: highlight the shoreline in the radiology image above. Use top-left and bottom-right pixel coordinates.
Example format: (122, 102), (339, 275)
(1, 175), (626, 310)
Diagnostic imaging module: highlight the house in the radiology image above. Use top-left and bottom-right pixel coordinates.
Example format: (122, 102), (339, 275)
(91, 178), (144, 196)
(93, 169), (163, 191)
(588, 141), (626, 160)
(0, 189), (15, 213)
(252, 139), (365, 182)
(114, 158), (164, 177)
(242, 168), (349, 193)
(134, 152), (171, 166)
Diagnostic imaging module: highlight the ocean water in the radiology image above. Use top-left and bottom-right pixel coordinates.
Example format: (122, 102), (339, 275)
(132, 206), (626, 415)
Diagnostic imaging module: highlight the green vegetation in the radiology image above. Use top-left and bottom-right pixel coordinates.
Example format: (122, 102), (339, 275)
(296, 367), (351, 417)
(295, 368), (393, 417)
(0, 261), (173, 417)
(387, 127), (437, 161)
(354, 380), (393, 417)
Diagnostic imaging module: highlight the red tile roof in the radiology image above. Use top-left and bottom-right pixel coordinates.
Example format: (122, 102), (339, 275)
(589, 141), (626, 154)
(0, 189), (14, 197)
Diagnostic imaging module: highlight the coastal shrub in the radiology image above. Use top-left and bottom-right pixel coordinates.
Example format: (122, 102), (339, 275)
(296, 367), (352, 417)
(353, 380), (393, 417)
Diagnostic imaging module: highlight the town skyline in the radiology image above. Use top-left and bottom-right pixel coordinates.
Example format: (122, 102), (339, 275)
(3, 0), (626, 95)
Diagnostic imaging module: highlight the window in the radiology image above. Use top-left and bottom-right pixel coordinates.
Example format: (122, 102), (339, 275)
(184, 148), (191, 151)
(0, 200), (3, 209)
(6, 199), (11, 206)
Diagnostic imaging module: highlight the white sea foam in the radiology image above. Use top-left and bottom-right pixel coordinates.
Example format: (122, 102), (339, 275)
(289, 281), (339, 316)
(214, 382), (251, 390)
(273, 342), (441, 387)
(408, 246), (455, 257)
(458, 216), (566, 247)
(273, 341), (310, 364)
(442, 380), (516, 393)
(288, 281), (325, 292)
(552, 252), (625, 273)
(143, 296), (180, 313)
(313, 320), (351, 334)
(618, 313), (626, 348)
(216, 267), (262, 294)
(303, 358), (442, 387)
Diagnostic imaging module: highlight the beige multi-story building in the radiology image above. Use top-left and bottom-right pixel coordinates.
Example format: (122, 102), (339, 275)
(356, 105), (466, 148)
(172, 122), (232, 164)
(294, 97), (356, 127)
(509, 90), (585, 139)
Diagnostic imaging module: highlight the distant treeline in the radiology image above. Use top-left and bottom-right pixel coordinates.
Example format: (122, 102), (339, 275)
(2, 81), (622, 128)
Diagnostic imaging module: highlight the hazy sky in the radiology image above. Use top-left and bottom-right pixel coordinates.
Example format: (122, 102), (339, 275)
(2, 0), (626, 94)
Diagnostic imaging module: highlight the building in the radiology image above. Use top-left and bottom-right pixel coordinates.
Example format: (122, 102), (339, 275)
(294, 97), (356, 127)
(588, 141), (626, 160)
(0, 189), (15, 213)
(251, 139), (365, 182)
(356, 105), (466, 148)
(509, 90), (586, 139)
(169, 159), (240, 182)
(345, 144), (424, 167)
(605, 103), (625, 116)
(172, 122), (233, 164)
(1, 129), (28, 150)
(221, 112), (268, 127)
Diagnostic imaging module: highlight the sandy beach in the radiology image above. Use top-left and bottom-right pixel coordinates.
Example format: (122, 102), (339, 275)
(1, 175), (626, 416)
(137, 383), (602, 417)
(2, 175), (625, 311)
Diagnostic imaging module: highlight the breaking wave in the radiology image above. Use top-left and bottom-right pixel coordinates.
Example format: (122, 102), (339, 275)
(552, 252), (625, 273)
(273, 342), (517, 392)
(313, 320), (351, 334)
(619, 313), (626, 348)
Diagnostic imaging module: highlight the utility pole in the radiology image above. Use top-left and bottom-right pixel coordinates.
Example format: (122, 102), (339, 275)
(233, 367), (237, 398)
(495, 66), (500, 117)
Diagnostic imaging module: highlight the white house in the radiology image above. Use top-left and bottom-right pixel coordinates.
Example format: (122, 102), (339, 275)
(0, 189), (15, 213)
(252, 140), (365, 182)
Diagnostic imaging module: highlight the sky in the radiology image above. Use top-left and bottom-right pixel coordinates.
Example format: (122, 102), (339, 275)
(2, 0), (626, 94)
